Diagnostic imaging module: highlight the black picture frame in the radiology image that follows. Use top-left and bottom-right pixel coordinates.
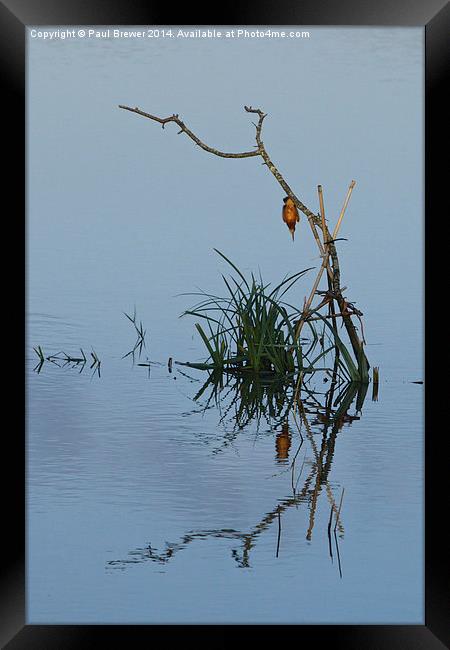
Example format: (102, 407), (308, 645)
(4, 1), (448, 647)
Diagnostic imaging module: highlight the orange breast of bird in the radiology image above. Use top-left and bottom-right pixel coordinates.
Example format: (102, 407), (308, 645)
(282, 198), (300, 240)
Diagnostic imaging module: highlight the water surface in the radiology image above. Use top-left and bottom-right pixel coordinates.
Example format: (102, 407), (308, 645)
(27, 26), (424, 624)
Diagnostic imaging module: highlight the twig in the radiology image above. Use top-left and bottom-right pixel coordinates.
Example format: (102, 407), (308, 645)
(119, 105), (260, 159)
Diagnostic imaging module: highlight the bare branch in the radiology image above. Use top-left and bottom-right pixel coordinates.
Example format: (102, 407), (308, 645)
(119, 103), (317, 224)
(119, 103), (316, 223)
(118, 102), (369, 373)
(118, 105), (260, 159)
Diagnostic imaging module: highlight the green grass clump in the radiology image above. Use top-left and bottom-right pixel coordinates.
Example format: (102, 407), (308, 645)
(181, 250), (313, 376)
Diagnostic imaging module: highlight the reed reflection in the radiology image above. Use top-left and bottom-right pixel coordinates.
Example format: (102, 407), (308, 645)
(108, 370), (371, 574)
(32, 347), (101, 377)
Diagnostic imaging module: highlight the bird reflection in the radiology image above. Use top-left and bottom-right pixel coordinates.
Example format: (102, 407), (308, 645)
(275, 421), (292, 464)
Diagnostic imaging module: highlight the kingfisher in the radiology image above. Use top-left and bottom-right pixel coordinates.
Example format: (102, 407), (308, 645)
(282, 196), (300, 241)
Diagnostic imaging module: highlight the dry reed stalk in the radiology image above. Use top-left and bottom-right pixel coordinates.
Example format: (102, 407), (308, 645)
(313, 182), (369, 374)
(319, 185), (341, 342)
(301, 186), (334, 283)
(333, 181), (356, 242)
(294, 181), (355, 341)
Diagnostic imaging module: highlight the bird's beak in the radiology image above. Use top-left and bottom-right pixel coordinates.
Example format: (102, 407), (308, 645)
(291, 229), (295, 241)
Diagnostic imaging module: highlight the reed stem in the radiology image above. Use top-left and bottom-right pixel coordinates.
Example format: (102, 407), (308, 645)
(294, 182), (354, 341)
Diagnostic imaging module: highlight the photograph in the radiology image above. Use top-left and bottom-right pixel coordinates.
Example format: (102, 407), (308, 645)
(25, 23), (427, 626)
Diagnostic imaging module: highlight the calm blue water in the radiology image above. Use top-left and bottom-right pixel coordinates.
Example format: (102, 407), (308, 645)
(27, 26), (424, 624)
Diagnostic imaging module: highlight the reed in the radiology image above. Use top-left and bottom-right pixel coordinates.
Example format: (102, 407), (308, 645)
(32, 346), (101, 376)
(181, 250), (363, 381)
(33, 345), (45, 362)
(122, 308), (147, 360)
(181, 250), (312, 375)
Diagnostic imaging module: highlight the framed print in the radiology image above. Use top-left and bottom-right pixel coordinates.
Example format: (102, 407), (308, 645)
(2, 0), (448, 646)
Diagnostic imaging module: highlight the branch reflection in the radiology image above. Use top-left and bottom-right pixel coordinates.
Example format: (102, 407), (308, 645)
(107, 371), (371, 575)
